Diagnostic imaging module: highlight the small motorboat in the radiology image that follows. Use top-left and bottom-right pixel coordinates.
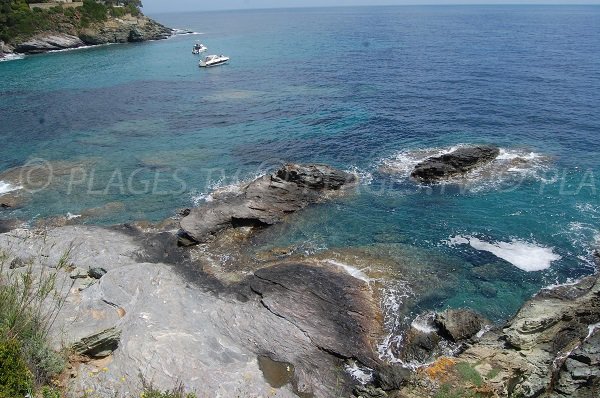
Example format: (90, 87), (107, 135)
(199, 54), (230, 67)
(192, 43), (207, 54)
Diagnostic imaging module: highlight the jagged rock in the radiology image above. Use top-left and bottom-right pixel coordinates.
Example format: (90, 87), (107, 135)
(435, 308), (488, 342)
(553, 330), (600, 397)
(353, 385), (388, 398)
(14, 33), (84, 54)
(179, 163), (356, 245)
(79, 15), (172, 45)
(373, 365), (411, 391)
(398, 326), (443, 363)
(72, 327), (121, 358)
(88, 267), (107, 279)
(411, 145), (500, 182)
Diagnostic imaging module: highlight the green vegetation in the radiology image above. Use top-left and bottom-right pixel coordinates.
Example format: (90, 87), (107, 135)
(140, 378), (197, 398)
(0, 248), (72, 397)
(455, 362), (484, 387)
(0, 0), (144, 43)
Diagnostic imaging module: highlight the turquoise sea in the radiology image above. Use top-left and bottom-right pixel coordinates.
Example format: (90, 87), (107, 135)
(1, 6), (599, 339)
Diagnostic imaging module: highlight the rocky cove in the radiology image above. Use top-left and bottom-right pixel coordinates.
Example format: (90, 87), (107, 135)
(1, 157), (599, 397)
(0, 6), (172, 58)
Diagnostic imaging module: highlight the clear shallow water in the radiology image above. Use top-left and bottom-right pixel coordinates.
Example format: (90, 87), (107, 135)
(1, 6), (600, 324)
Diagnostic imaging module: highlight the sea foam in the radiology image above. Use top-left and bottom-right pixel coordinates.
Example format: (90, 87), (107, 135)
(379, 145), (550, 192)
(0, 181), (22, 196)
(448, 235), (560, 272)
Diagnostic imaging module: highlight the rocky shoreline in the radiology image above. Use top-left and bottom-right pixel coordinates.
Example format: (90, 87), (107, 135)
(0, 14), (172, 58)
(1, 160), (599, 397)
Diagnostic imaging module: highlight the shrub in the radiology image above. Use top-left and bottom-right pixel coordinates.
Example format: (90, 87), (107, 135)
(0, 247), (72, 393)
(0, 338), (33, 398)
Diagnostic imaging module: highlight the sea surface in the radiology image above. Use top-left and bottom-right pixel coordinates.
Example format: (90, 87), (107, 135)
(1, 5), (599, 350)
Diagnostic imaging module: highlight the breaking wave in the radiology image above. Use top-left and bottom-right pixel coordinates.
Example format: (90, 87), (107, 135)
(447, 235), (561, 271)
(0, 181), (22, 196)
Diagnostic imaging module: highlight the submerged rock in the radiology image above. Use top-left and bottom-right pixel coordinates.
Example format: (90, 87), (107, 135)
(179, 163), (356, 245)
(411, 145), (500, 182)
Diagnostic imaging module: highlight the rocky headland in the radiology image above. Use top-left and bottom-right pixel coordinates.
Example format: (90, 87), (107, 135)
(0, 2), (172, 58)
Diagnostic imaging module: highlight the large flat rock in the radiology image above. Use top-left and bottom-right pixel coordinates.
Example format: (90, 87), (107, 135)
(0, 225), (384, 397)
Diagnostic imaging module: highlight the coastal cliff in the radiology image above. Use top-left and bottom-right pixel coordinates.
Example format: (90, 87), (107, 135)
(0, 0), (171, 57)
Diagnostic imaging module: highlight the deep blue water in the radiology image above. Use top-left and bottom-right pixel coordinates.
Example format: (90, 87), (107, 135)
(1, 5), (599, 324)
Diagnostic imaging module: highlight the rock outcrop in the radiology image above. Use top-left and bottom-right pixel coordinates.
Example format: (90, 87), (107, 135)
(8, 15), (172, 55)
(14, 33), (85, 54)
(411, 145), (500, 182)
(434, 308), (489, 342)
(0, 225), (383, 397)
(179, 163), (356, 245)
(397, 268), (600, 398)
(78, 15), (172, 45)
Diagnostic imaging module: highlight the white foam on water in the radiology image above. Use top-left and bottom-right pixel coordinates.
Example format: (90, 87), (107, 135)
(345, 166), (373, 185)
(66, 212), (81, 220)
(448, 235), (560, 272)
(172, 28), (203, 36)
(0, 181), (22, 196)
(410, 312), (437, 334)
(344, 361), (374, 385)
(379, 145), (550, 193)
(377, 281), (413, 363)
(191, 176), (254, 206)
(325, 259), (370, 283)
(0, 53), (25, 62)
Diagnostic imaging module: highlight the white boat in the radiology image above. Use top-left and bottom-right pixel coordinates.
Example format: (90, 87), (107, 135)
(192, 43), (207, 54)
(199, 54), (230, 67)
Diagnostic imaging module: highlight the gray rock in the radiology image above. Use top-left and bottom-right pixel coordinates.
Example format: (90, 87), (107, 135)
(88, 267), (107, 279)
(9, 256), (29, 269)
(79, 15), (172, 45)
(14, 33), (84, 54)
(0, 225), (383, 398)
(435, 308), (488, 342)
(179, 163), (356, 245)
(411, 145), (500, 182)
(373, 365), (410, 391)
(353, 385), (388, 398)
(250, 263), (382, 367)
(70, 267), (89, 279)
(72, 327), (121, 358)
(398, 326), (442, 363)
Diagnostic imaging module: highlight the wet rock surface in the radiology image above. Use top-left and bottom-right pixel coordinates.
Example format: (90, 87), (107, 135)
(411, 145), (500, 182)
(179, 163), (356, 245)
